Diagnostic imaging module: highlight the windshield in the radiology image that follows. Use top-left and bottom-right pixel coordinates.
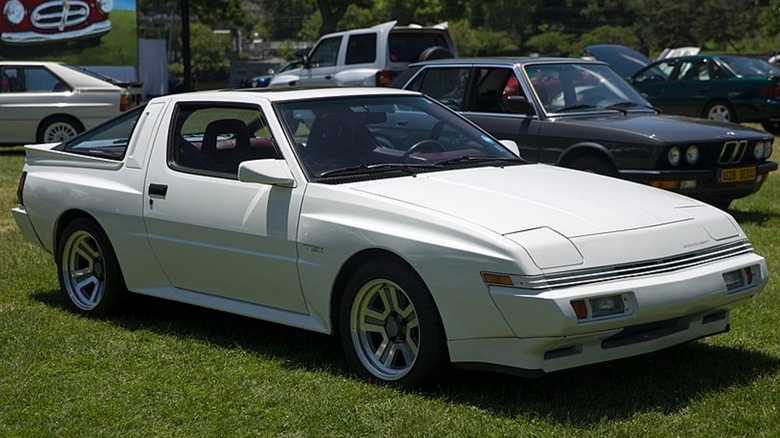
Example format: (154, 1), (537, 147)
(524, 63), (653, 114)
(276, 95), (520, 181)
(721, 56), (780, 77)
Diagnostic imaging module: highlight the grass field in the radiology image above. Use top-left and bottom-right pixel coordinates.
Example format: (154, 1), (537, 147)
(1, 144), (778, 436)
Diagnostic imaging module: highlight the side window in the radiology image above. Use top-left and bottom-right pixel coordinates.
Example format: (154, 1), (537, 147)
(473, 68), (517, 113)
(416, 68), (469, 111)
(634, 61), (674, 83)
(309, 36), (342, 68)
(57, 106), (144, 159)
(345, 33), (377, 65)
(678, 60), (709, 81)
(171, 104), (281, 177)
(0, 67), (62, 92)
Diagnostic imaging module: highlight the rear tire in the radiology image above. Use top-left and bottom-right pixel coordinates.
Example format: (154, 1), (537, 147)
(703, 100), (736, 123)
(56, 218), (127, 316)
(339, 259), (448, 388)
(37, 116), (83, 143)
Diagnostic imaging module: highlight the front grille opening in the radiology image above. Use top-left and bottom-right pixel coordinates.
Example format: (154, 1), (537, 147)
(544, 345), (581, 360)
(601, 318), (688, 349)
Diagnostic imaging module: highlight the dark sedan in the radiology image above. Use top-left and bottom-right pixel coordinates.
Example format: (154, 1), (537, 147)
(629, 54), (780, 133)
(391, 57), (777, 209)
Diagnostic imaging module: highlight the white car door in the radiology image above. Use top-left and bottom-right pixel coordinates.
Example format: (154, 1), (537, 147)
(142, 102), (308, 313)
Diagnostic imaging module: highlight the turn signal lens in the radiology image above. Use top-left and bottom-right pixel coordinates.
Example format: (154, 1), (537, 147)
(650, 180), (680, 189)
(571, 300), (587, 319)
(481, 273), (513, 286)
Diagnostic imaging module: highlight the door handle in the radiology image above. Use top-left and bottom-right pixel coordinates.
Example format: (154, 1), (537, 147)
(148, 183), (168, 197)
(325, 75), (332, 80)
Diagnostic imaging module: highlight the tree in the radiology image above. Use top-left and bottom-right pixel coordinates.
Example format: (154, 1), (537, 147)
(316, 0), (373, 34)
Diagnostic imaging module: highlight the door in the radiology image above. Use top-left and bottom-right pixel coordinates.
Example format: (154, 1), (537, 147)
(299, 36), (343, 87)
(143, 102), (308, 313)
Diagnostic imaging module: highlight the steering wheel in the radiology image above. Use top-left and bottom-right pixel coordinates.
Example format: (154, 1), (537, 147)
(401, 139), (445, 162)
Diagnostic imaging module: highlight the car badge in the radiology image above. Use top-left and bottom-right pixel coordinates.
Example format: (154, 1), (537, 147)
(726, 131), (736, 136)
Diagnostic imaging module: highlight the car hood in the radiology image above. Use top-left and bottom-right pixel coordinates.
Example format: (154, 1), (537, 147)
(554, 113), (768, 142)
(585, 44), (651, 78)
(352, 164), (729, 237)
(351, 165), (740, 270)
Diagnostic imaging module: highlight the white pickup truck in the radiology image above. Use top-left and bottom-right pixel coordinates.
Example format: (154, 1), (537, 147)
(12, 88), (769, 387)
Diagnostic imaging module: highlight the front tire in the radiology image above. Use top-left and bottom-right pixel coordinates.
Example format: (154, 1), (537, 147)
(339, 259), (448, 388)
(56, 218), (126, 316)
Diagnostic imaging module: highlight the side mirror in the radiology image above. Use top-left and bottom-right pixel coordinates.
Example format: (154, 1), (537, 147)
(302, 54), (311, 69)
(499, 139), (520, 156)
(238, 159), (296, 187)
(505, 96), (535, 115)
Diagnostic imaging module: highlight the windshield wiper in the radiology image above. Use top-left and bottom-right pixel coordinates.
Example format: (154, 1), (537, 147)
(433, 155), (526, 166)
(605, 101), (659, 113)
(317, 163), (437, 178)
(556, 104), (599, 112)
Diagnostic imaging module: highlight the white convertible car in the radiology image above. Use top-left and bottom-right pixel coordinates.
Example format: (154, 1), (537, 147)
(12, 88), (769, 387)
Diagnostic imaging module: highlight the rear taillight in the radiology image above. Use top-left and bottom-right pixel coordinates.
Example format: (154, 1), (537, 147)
(120, 93), (130, 111)
(761, 86), (780, 98)
(17, 171), (27, 206)
(375, 70), (395, 87)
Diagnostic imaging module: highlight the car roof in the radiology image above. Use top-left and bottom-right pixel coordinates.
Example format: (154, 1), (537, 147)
(409, 57), (608, 68)
(151, 87), (422, 105)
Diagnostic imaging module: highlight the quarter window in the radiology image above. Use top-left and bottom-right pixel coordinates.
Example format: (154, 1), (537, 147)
(55, 105), (144, 159)
(415, 68), (469, 110)
(345, 33), (377, 65)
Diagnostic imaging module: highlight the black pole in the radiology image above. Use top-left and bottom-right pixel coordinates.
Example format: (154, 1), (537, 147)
(181, 0), (192, 91)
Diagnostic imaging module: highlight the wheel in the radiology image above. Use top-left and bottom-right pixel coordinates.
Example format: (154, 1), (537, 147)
(567, 155), (616, 176)
(402, 139), (445, 162)
(339, 259), (448, 387)
(761, 120), (780, 135)
(38, 116), (82, 143)
(416, 46), (454, 62)
(56, 218), (126, 316)
(703, 101), (736, 123)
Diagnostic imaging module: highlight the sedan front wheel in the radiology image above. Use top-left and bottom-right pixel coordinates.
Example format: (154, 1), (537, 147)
(340, 259), (448, 387)
(704, 101), (736, 123)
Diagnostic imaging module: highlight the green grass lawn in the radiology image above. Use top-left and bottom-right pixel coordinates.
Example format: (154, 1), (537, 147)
(1, 144), (779, 436)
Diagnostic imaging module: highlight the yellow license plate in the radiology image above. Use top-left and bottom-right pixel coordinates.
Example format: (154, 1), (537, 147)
(720, 166), (756, 183)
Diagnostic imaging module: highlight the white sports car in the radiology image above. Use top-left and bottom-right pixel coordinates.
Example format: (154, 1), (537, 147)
(12, 87), (769, 387)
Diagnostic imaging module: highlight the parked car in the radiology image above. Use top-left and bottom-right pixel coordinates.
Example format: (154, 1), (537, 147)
(0, 61), (139, 144)
(12, 87), (769, 387)
(391, 57), (778, 209)
(249, 61), (303, 88)
(627, 54), (780, 133)
(268, 20), (457, 88)
(1, 0), (112, 45)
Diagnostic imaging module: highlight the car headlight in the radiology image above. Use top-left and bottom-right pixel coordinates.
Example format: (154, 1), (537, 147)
(685, 145), (700, 164)
(668, 146), (681, 166)
(754, 141), (766, 159)
(765, 140), (773, 159)
(97, 0), (113, 14)
(4, 0), (25, 25)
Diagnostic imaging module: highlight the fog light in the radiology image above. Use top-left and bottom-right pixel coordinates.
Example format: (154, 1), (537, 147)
(679, 180), (697, 189)
(590, 295), (625, 317)
(723, 269), (745, 291)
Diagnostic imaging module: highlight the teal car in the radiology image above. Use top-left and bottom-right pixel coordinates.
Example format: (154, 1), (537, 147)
(629, 55), (780, 133)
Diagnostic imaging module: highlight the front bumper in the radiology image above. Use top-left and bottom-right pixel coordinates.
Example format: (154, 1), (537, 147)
(620, 160), (778, 202)
(1, 20), (111, 45)
(448, 252), (768, 374)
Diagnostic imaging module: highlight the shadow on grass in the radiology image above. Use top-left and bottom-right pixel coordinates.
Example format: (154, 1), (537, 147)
(32, 288), (780, 426)
(0, 147), (25, 156)
(728, 207), (778, 226)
